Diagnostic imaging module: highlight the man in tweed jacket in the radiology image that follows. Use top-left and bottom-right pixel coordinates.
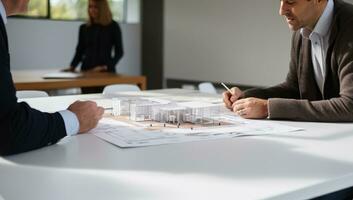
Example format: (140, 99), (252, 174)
(223, 0), (353, 122)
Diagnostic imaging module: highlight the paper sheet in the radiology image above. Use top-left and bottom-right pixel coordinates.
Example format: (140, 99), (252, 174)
(93, 116), (303, 148)
(42, 72), (82, 79)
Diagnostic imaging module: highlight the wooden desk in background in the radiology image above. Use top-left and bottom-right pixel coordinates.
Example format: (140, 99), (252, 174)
(12, 69), (147, 90)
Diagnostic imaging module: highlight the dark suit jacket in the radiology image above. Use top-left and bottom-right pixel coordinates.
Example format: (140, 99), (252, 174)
(243, 0), (353, 122)
(0, 16), (67, 155)
(70, 20), (124, 73)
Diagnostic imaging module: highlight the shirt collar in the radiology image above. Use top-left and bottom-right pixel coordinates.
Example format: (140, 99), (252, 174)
(0, 1), (7, 24)
(301, 0), (334, 38)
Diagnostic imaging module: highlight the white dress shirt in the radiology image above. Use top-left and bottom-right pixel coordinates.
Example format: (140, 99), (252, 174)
(0, 1), (79, 136)
(300, 0), (334, 94)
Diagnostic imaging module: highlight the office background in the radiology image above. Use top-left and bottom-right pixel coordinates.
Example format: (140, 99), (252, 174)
(6, 0), (353, 89)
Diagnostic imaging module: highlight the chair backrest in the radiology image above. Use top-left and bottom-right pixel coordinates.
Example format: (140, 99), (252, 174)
(103, 84), (141, 95)
(16, 90), (49, 98)
(198, 82), (217, 94)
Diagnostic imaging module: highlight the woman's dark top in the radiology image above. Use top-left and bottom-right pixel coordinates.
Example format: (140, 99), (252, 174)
(70, 20), (123, 73)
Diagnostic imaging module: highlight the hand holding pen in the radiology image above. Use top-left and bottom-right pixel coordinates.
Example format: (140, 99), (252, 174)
(221, 83), (244, 110)
(221, 83), (268, 119)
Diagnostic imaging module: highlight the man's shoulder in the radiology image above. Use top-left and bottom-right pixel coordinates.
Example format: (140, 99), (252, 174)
(333, 0), (353, 44)
(335, 0), (353, 25)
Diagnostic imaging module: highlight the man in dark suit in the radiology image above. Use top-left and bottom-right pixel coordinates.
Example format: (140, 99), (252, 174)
(223, 0), (353, 122)
(0, 0), (104, 155)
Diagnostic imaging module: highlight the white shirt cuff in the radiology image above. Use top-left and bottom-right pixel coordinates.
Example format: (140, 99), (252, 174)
(58, 110), (80, 136)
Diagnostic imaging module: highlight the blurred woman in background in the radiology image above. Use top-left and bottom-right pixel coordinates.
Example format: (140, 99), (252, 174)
(66, 0), (123, 73)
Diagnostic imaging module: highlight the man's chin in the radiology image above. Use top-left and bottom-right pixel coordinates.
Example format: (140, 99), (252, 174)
(288, 24), (300, 31)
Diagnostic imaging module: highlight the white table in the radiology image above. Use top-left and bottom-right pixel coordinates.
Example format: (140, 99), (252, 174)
(2, 89), (353, 200)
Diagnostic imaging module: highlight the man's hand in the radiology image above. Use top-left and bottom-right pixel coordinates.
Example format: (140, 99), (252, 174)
(232, 97), (268, 119)
(68, 101), (104, 133)
(222, 87), (243, 110)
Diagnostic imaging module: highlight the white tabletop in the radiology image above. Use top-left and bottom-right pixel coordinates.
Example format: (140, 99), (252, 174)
(2, 89), (353, 200)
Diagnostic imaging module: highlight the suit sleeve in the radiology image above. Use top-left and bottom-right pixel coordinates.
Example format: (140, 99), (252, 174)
(0, 72), (67, 155)
(2, 103), (67, 155)
(107, 21), (124, 73)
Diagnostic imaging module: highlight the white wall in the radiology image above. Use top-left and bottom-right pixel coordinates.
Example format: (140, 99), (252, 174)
(164, 0), (291, 87)
(6, 18), (141, 75)
(164, 0), (353, 87)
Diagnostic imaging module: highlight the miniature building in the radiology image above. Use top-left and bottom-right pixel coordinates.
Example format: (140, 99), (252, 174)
(112, 97), (227, 125)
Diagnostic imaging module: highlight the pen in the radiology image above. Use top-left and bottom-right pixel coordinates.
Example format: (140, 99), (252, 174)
(221, 82), (232, 94)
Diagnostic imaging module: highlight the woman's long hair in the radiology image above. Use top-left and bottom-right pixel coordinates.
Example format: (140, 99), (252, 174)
(88, 0), (113, 26)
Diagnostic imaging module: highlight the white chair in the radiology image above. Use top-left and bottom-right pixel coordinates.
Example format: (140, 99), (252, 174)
(103, 84), (141, 95)
(16, 90), (49, 98)
(48, 88), (82, 96)
(198, 82), (217, 94)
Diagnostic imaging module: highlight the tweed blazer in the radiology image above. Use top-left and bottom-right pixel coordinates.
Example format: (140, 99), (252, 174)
(243, 0), (353, 122)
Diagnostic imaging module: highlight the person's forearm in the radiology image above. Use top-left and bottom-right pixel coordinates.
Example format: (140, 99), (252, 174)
(268, 98), (353, 122)
(243, 83), (300, 99)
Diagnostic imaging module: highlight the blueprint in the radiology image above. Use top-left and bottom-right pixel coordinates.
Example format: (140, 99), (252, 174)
(93, 115), (303, 148)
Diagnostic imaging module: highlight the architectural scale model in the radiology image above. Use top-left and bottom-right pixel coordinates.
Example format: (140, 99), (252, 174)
(93, 91), (303, 148)
(109, 97), (230, 128)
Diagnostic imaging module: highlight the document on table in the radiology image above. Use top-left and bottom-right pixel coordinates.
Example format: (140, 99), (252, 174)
(93, 117), (303, 148)
(42, 72), (82, 79)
